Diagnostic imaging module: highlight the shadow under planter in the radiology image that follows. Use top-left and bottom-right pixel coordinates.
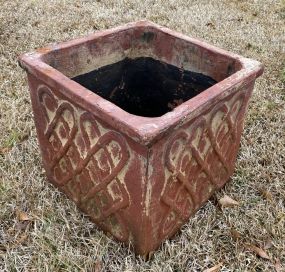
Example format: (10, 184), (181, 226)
(19, 20), (263, 256)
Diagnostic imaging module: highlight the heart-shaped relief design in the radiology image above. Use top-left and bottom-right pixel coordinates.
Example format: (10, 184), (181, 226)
(160, 92), (246, 238)
(37, 85), (130, 241)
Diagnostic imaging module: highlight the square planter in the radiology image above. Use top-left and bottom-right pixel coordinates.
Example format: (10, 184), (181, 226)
(19, 21), (263, 256)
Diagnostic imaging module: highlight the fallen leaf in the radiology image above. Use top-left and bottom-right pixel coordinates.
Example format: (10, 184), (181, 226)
(94, 260), (102, 272)
(274, 258), (281, 272)
(16, 210), (30, 221)
(230, 228), (241, 240)
(203, 263), (223, 272)
(0, 147), (12, 155)
(258, 187), (273, 201)
(218, 195), (239, 207)
(245, 244), (270, 260)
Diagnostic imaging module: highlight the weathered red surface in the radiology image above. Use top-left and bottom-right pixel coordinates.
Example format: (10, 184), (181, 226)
(19, 21), (263, 256)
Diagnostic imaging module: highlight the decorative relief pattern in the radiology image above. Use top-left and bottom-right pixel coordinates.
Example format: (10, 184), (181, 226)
(160, 92), (246, 237)
(37, 85), (130, 241)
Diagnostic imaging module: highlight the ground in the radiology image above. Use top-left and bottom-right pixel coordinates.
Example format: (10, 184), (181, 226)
(0, 0), (284, 271)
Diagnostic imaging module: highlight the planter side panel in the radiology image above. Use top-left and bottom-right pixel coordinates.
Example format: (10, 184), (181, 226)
(145, 80), (255, 253)
(27, 74), (148, 250)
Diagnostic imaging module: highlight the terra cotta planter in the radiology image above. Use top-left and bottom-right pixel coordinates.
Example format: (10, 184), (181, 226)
(19, 21), (263, 256)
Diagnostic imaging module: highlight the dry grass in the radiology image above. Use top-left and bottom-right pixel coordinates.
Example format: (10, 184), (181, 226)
(0, 0), (284, 271)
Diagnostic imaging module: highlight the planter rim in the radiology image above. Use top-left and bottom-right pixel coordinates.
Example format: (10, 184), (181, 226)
(19, 20), (264, 145)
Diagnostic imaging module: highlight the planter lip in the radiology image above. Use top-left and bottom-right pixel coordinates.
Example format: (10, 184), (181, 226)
(19, 20), (264, 146)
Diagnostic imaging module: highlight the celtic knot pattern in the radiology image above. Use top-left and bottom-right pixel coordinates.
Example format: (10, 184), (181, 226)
(37, 85), (130, 241)
(160, 92), (246, 237)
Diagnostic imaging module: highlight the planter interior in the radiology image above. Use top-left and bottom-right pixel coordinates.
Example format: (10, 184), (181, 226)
(19, 21), (263, 256)
(72, 57), (217, 117)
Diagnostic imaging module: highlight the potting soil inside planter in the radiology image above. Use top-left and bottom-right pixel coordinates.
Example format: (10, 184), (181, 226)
(72, 57), (217, 117)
